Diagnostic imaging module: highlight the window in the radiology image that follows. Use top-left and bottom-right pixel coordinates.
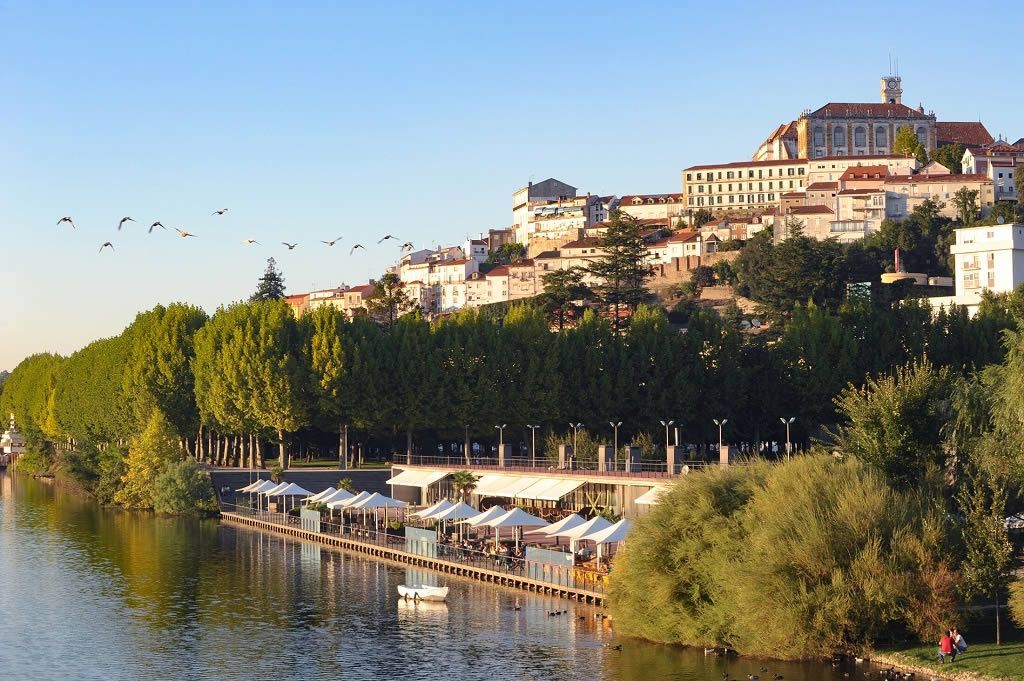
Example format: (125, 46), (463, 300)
(729, 195), (735, 203)
(854, 127), (866, 146)
(916, 127), (927, 145)
(727, 171), (734, 179)
(834, 127), (845, 147)
(686, 173), (692, 181)
(748, 170), (755, 178)
(813, 127), (824, 146)
(875, 127), (887, 147)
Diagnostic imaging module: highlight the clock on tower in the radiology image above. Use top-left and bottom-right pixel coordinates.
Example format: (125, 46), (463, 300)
(880, 76), (902, 105)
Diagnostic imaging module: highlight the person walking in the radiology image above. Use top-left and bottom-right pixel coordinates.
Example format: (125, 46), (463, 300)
(938, 630), (956, 664)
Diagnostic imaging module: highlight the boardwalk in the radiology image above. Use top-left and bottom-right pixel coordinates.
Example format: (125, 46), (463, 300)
(220, 507), (607, 605)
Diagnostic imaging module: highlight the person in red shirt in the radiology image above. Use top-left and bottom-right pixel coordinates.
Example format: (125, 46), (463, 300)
(938, 630), (956, 663)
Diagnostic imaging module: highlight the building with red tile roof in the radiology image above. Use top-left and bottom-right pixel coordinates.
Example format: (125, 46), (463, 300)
(936, 122), (993, 147)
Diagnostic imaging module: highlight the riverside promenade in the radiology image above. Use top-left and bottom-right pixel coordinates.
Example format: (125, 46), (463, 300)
(219, 504), (608, 604)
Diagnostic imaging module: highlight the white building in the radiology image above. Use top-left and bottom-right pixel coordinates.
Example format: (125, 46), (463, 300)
(930, 222), (1024, 315)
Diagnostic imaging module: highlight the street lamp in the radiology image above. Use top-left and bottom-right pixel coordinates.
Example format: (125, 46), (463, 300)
(713, 418), (728, 457)
(660, 420), (675, 454)
(569, 422), (583, 462)
(464, 424), (471, 465)
(609, 421), (622, 469)
(494, 423), (507, 447)
(526, 424), (540, 468)
(779, 417), (795, 461)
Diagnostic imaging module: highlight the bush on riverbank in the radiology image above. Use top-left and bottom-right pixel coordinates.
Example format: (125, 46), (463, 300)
(607, 455), (958, 659)
(152, 458), (217, 515)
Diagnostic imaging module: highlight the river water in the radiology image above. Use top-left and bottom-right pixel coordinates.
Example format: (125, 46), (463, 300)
(0, 473), (866, 681)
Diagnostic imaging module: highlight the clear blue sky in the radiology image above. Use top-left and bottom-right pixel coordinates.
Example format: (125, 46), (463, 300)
(2, 0), (1021, 370)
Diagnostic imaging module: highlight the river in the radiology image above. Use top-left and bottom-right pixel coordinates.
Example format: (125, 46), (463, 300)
(0, 473), (869, 681)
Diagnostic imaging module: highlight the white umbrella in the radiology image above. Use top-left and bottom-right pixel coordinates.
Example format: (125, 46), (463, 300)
(460, 506), (506, 526)
(272, 482), (313, 513)
(538, 513), (586, 537)
(483, 507), (549, 551)
(348, 492), (408, 533)
(550, 515), (613, 562)
(237, 478), (269, 493)
(261, 482), (290, 496)
(579, 518), (631, 564)
(411, 499), (453, 519)
(334, 490), (370, 508)
(432, 501), (479, 542)
(304, 486), (337, 503)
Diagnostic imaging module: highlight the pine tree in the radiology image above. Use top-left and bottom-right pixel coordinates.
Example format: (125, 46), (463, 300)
(586, 210), (655, 329)
(250, 257), (286, 301)
(365, 272), (417, 329)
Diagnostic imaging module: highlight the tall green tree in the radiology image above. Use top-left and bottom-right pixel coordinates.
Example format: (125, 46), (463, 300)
(250, 257), (286, 301)
(691, 208), (713, 228)
(586, 210), (655, 329)
(930, 143), (965, 174)
(486, 242), (526, 264)
(893, 125), (928, 165)
(365, 272), (417, 329)
(541, 267), (590, 330)
(957, 471), (1015, 645)
(952, 186), (980, 224)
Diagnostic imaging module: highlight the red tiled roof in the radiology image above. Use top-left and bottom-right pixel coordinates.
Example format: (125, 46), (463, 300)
(838, 188), (884, 195)
(470, 239), (487, 245)
(839, 165), (889, 180)
(806, 182), (838, 190)
(669, 230), (700, 243)
(439, 258), (470, 266)
(508, 258), (536, 267)
(807, 102), (930, 118)
(789, 205), (834, 215)
(684, 158), (807, 171)
(935, 122), (993, 147)
(883, 173), (991, 185)
(486, 266), (510, 277)
(811, 153), (915, 162)
(619, 193), (685, 204)
(349, 284), (376, 296)
(979, 144), (1024, 154)
(781, 191), (805, 198)
(561, 237), (601, 250)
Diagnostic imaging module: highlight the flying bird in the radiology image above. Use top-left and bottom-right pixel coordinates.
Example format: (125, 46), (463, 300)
(400, 241), (414, 252)
(175, 228), (197, 238)
(242, 238), (260, 245)
(99, 242), (114, 253)
(117, 216), (135, 230)
(321, 237), (343, 246)
(349, 243), (364, 255)
(377, 234), (399, 244)
(282, 242), (298, 250)
(149, 221), (166, 233)
(211, 208), (228, 216)
(57, 216), (75, 229)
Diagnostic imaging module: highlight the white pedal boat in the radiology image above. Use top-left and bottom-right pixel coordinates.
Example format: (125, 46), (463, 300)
(397, 584), (449, 602)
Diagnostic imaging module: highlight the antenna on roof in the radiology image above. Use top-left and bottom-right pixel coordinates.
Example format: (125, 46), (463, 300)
(889, 52), (892, 76)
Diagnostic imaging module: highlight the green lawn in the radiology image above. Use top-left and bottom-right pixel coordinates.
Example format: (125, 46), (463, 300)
(882, 638), (1024, 681)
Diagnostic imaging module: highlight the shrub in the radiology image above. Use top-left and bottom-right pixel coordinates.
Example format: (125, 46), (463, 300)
(16, 446), (53, 475)
(1009, 577), (1024, 627)
(607, 455), (957, 659)
(668, 299), (697, 325)
(151, 458), (218, 515)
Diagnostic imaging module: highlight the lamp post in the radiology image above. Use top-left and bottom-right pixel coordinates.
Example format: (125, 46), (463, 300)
(779, 417), (795, 461)
(495, 423), (507, 447)
(527, 424), (540, 468)
(660, 420), (674, 454)
(464, 424), (470, 465)
(569, 422), (582, 462)
(609, 421), (622, 469)
(713, 418), (728, 457)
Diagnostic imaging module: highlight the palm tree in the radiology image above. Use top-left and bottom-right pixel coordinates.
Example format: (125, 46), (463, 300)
(450, 470), (478, 503)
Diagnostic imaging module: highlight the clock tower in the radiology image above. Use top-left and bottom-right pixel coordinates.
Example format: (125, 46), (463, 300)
(880, 76), (902, 104)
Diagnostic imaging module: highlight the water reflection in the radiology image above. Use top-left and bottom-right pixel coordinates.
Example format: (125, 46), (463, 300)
(1, 473), (879, 681)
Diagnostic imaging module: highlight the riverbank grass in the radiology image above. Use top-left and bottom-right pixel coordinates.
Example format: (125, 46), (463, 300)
(881, 640), (1024, 681)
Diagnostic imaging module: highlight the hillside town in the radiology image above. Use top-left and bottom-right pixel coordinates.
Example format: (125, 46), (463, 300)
(285, 75), (1023, 320)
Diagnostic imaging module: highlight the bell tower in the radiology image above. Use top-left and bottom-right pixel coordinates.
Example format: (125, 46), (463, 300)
(880, 76), (902, 104)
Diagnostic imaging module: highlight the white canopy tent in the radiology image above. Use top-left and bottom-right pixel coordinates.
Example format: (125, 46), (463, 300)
(347, 492), (409, 532)
(411, 499), (453, 519)
(319, 488), (355, 506)
(261, 482), (290, 496)
(538, 513), (586, 536)
(329, 490), (369, 510)
(550, 515), (613, 562)
(579, 518), (632, 563)
(460, 506), (506, 526)
(431, 501), (479, 541)
(634, 486), (669, 506)
(304, 486), (337, 503)
(268, 482), (313, 513)
(237, 478), (271, 493)
(482, 507), (550, 550)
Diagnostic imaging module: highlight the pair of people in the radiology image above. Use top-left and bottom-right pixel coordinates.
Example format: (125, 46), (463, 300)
(938, 629), (967, 663)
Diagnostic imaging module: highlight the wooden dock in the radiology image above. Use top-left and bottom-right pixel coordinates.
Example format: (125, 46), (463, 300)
(221, 512), (605, 605)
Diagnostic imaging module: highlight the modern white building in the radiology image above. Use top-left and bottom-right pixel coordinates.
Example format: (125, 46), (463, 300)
(930, 222), (1024, 315)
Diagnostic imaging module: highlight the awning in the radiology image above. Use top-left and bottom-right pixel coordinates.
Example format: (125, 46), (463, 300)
(634, 486), (669, 505)
(515, 477), (586, 501)
(473, 475), (519, 497)
(386, 469), (450, 488)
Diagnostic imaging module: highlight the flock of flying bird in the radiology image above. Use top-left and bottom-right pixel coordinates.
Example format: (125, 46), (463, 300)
(55, 210), (416, 255)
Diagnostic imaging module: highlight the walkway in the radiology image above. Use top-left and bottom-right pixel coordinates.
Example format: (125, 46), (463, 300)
(219, 505), (607, 605)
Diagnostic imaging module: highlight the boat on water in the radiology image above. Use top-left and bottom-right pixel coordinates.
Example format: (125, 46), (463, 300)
(397, 584), (449, 602)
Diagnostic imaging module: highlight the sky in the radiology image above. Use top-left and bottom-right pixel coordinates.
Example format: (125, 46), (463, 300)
(2, 0), (1022, 371)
